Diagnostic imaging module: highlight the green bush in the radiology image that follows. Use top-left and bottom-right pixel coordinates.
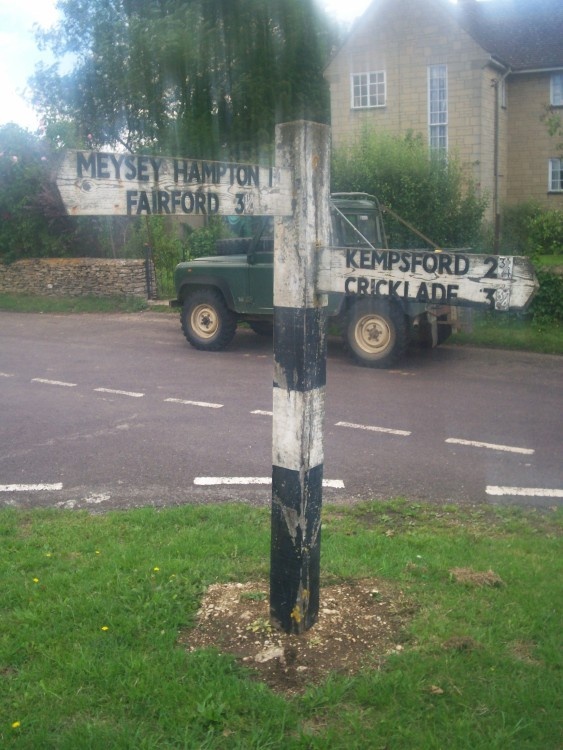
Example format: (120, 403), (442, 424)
(186, 219), (225, 259)
(0, 125), (70, 262)
(530, 267), (563, 323)
(332, 129), (487, 248)
(528, 210), (563, 256)
(501, 203), (563, 257)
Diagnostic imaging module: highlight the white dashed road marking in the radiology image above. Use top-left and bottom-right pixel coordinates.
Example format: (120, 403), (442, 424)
(94, 387), (144, 398)
(487, 486), (563, 498)
(194, 476), (345, 488)
(446, 438), (534, 455)
(0, 483), (63, 492)
(164, 398), (223, 409)
(32, 378), (77, 387)
(0, 372), (14, 377)
(336, 421), (411, 437)
(251, 410), (273, 416)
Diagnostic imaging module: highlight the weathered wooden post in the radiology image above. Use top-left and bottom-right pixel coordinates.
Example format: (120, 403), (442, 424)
(270, 121), (331, 634)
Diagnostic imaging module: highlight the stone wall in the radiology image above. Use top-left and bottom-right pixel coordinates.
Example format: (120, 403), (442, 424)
(0, 258), (156, 299)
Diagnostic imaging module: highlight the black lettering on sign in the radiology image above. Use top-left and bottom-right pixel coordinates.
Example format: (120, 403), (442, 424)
(126, 189), (220, 215)
(235, 194), (246, 215)
(416, 283), (429, 302)
(77, 152), (95, 178)
(344, 277), (356, 293)
(484, 288), (496, 309)
(124, 156), (136, 180)
(455, 254), (469, 275)
(484, 256), (498, 279)
(438, 254), (452, 274)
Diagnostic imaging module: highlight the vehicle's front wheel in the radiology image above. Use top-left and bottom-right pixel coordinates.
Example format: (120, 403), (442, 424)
(181, 289), (237, 351)
(344, 299), (408, 368)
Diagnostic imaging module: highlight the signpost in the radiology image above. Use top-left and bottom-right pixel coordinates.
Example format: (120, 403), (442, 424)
(270, 121), (331, 634)
(317, 246), (538, 311)
(56, 126), (539, 636)
(56, 150), (293, 217)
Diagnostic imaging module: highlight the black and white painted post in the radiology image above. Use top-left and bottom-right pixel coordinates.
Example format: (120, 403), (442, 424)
(54, 129), (539, 636)
(270, 121), (331, 634)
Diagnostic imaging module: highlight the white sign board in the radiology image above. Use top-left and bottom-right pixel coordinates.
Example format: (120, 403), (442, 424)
(56, 151), (293, 217)
(317, 247), (539, 311)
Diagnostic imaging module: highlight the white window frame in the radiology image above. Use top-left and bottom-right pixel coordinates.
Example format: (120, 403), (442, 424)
(550, 74), (563, 106)
(500, 78), (507, 109)
(351, 71), (386, 109)
(428, 64), (448, 153)
(549, 158), (562, 192)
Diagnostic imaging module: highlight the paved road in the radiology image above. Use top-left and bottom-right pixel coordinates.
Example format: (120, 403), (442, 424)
(1, 311), (561, 510)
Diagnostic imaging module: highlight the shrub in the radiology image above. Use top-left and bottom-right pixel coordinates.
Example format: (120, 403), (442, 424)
(501, 203), (563, 258)
(527, 210), (563, 257)
(0, 125), (70, 262)
(530, 267), (563, 323)
(186, 220), (225, 259)
(332, 129), (487, 248)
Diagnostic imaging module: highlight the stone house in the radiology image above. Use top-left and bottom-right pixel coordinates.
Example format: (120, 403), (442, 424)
(324, 0), (563, 227)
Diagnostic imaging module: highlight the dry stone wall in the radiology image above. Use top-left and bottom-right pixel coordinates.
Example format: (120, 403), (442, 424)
(0, 258), (155, 299)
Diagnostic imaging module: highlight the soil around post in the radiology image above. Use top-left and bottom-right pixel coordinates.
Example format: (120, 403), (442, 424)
(178, 579), (415, 695)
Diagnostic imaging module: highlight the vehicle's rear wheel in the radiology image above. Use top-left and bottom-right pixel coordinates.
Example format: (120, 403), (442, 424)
(181, 289), (237, 351)
(345, 299), (408, 368)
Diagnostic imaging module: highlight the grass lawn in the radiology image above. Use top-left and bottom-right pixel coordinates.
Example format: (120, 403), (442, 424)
(0, 293), (148, 314)
(450, 312), (563, 355)
(1, 500), (561, 749)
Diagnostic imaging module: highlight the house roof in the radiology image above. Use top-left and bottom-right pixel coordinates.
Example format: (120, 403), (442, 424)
(449, 0), (563, 71)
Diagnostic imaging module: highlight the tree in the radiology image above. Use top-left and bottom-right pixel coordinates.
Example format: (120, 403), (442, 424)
(332, 129), (487, 248)
(0, 124), (140, 262)
(31, 0), (333, 160)
(0, 125), (70, 261)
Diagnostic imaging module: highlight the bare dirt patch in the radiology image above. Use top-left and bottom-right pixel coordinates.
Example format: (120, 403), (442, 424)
(179, 579), (415, 695)
(449, 567), (505, 587)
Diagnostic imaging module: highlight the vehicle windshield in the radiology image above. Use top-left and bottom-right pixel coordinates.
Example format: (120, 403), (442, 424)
(332, 207), (381, 248)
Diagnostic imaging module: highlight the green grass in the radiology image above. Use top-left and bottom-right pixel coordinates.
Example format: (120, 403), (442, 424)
(0, 293), (149, 314)
(450, 313), (563, 355)
(535, 254), (563, 268)
(1, 501), (561, 749)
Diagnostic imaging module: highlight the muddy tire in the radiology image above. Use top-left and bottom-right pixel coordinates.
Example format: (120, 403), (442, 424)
(345, 299), (408, 368)
(181, 289), (237, 351)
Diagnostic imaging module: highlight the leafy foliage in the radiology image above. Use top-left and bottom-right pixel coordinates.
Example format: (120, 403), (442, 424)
(185, 219), (226, 260)
(530, 268), (563, 323)
(527, 210), (563, 257)
(501, 202), (562, 257)
(32, 0), (333, 159)
(0, 125), (70, 262)
(332, 129), (487, 248)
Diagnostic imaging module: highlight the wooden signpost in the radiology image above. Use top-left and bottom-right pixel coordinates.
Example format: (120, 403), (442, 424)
(56, 125), (539, 636)
(270, 121), (331, 634)
(56, 150), (293, 217)
(317, 246), (538, 311)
